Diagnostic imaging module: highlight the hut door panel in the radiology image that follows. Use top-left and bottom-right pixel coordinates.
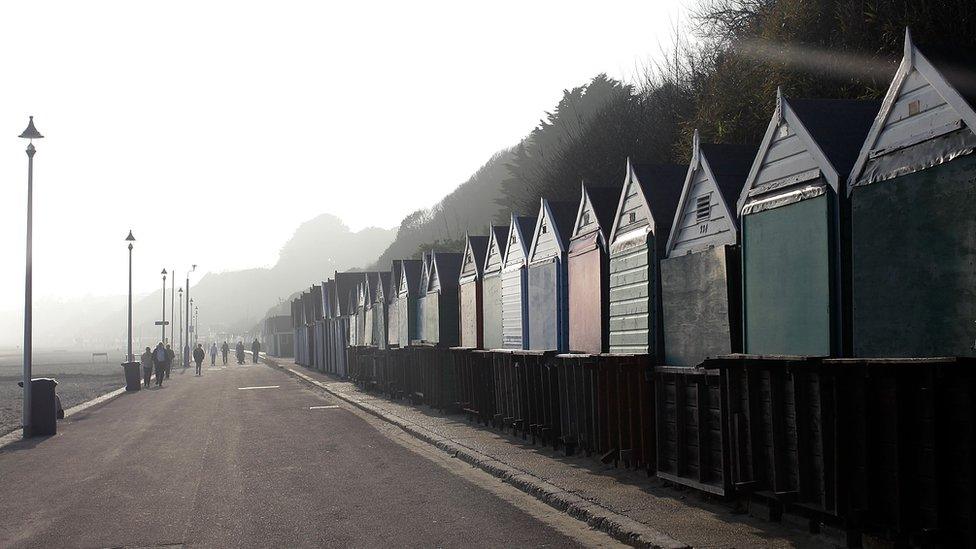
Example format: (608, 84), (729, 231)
(483, 275), (504, 350)
(743, 195), (831, 356)
(502, 268), (526, 349)
(460, 282), (479, 348)
(609, 243), (652, 354)
(662, 246), (734, 366)
(425, 293), (440, 344)
(387, 299), (399, 347)
(364, 309), (374, 346)
(853, 154), (976, 357)
(416, 297), (426, 343)
(397, 298), (411, 344)
(528, 262), (558, 350)
(569, 248), (605, 354)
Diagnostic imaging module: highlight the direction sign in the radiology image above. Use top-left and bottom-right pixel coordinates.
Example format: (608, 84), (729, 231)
(154, 321), (170, 326)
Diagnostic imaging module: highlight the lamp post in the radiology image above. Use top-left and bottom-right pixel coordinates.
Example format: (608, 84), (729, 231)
(19, 116), (43, 438)
(126, 231), (136, 362)
(160, 269), (167, 344)
(190, 298), (195, 345)
(178, 287), (183, 366)
(195, 305), (199, 344)
(170, 268), (175, 346)
(185, 265), (196, 367)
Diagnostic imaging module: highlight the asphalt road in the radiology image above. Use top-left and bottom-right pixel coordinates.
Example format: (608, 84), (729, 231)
(0, 362), (619, 548)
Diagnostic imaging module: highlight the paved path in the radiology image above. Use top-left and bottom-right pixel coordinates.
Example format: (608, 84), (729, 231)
(270, 357), (839, 549)
(0, 362), (621, 548)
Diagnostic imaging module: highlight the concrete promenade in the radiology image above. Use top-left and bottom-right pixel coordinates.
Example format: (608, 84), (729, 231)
(0, 361), (618, 548)
(268, 356), (837, 549)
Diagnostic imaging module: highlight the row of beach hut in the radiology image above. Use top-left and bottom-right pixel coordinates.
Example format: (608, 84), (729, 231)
(281, 33), (976, 545)
(294, 31), (975, 364)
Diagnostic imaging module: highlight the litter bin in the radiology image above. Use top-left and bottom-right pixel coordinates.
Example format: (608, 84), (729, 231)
(18, 378), (58, 436)
(122, 361), (141, 392)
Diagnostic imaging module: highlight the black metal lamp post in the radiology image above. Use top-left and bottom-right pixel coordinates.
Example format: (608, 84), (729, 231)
(160, 269), (167, 343)
(126, 231), (136, 362)
(178, 287), (183, 364)
(19, 116), (43, 438)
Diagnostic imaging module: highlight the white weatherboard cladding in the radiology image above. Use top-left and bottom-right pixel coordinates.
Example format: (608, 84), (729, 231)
(485, 235), (504, 274)
(460, 242), (479, 281)
(529, 205), (561, 264)
(428, 261), (441, 293)
(849, 31), (976, 190)
(573, 190), (601, 240)
(872, 68), (962, 158)
(504, 226), (526, 268)
(614, 179), (650, 239)
(668, 163), (737, 257)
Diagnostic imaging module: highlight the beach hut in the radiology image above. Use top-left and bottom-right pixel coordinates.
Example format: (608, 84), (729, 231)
(608, 160), (687, 356)
(738, 90), (879, 357)
(459, 234), (489, 348)
(387, 260), (403, 348)
(397, 259), (423, 345)
(847, 30), (976, 357)
(424, 251), (463, 346)
(481, 225), (509, 349)
(568, 182), (621, 354)
(501, 214), (538, 349)
(415, 252), (432, 344)
(661, 132), (756, 366)
(526, 199), (578, 352)
(371, 272), (390, 349)
(362, 274), (376, 347)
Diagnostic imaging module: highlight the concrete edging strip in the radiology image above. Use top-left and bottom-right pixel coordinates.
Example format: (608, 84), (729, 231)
(266, 358), (687, 549)
(0, 385), (127, 451)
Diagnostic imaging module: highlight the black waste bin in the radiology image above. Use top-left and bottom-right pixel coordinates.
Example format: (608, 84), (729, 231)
(122, 361), (141, 392)
(18, 378), (58, 436)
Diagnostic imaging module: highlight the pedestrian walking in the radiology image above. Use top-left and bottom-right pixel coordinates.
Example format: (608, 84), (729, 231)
(236, 341), (245, 365)
(209, 342), (218, 366)
(193, 343), (205, 376)
(164, 344), (175, 379)
(152, 342), (167, 387)
(183, 343), (190, 370)
(251, 338), (261, 364)
(140, 346), (153, 388)
(221, 341), (229, 365)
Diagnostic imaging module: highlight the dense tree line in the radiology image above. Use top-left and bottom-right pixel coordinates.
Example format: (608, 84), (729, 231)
(370, 0), (976, 267)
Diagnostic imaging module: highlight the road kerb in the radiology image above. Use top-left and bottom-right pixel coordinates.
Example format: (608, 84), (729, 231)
(264, 358), (688, 549)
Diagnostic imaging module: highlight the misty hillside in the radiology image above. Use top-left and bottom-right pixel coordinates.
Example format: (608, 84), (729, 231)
(124, 214), (396, 338)
(0, 214), (395, 349)
(368, 150), (514, 269)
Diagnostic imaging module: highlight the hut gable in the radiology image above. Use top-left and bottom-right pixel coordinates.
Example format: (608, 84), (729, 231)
(528, 199), (577, 264)
(609, 159), (687, 249)
(362, 272), (379, 305)
(418, 252), (432, 296)
(460, 234), (489, 282)
(503, 214), (537, 268)
(849, 29), (976, 191)
(740, 89), (879, 214)
(429, 252), (463, 293)
(398, 259), (423, 298)
(484, 225), (510, 275)
(376, 272), (390, 304)
(667, 132), (757, 256)
(572, 182), (621, 244)
(388, 260), (402, 303)
(333, 271), (362, 316)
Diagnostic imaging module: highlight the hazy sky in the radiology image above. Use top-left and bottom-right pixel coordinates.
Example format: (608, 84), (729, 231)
(0, 1), (686, 312)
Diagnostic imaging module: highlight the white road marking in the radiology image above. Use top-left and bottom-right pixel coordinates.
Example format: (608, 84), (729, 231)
(237, 385), (279, 391)
(309, 405), (340, 410)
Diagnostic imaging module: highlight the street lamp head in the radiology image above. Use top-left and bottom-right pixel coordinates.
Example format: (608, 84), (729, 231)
(125, 230), (135, 242)
(161, 268), (167, 276)
(178, 287), (183, 296)
(18, 116), (43, 140)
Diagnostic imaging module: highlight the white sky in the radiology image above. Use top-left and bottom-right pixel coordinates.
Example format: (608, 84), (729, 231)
(0, 0), (686, 312)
